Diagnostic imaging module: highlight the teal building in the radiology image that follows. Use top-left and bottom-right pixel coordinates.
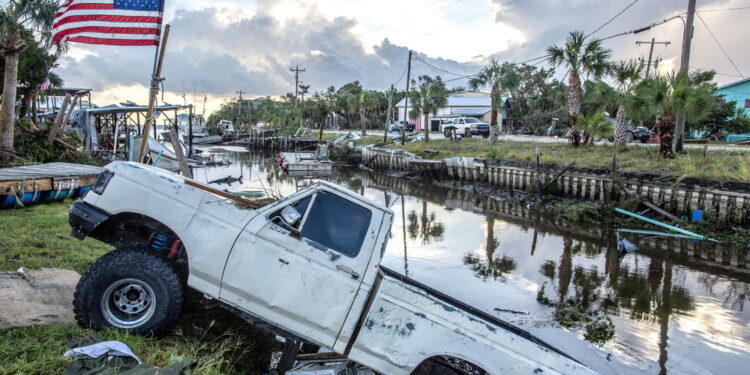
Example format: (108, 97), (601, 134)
(717, 78), (750, 116)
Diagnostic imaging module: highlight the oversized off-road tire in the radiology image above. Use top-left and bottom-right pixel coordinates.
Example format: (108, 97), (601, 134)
(74, 249), (183, 336)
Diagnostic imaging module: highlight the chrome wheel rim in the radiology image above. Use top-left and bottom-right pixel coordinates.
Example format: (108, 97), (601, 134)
(100, 278), (156, 329)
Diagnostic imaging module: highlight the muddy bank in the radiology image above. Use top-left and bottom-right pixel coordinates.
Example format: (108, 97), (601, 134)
(0, 268), (79, 328)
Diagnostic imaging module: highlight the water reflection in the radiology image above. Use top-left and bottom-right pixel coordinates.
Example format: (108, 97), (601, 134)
(463, 218), (517, 281)
(195, 148), (750, 375)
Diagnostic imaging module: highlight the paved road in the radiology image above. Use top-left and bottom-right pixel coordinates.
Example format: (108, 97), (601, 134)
(324, 130), (750, 152)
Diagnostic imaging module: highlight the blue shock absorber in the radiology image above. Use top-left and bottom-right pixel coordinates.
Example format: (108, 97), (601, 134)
(149, 233), (170, 253)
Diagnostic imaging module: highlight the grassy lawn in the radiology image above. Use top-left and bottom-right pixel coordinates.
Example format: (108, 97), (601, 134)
(0, 202), (277, 374)
(392, 139), (750, 182)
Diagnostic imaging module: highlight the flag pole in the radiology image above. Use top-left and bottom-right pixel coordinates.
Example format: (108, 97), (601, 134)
(138, 24), (171, 163)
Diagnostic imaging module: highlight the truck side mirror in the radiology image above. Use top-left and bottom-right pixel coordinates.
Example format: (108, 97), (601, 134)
(281, 206), (302, 226)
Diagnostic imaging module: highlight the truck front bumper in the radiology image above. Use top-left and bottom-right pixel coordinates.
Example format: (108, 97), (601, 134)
(69, 201), (110, 240)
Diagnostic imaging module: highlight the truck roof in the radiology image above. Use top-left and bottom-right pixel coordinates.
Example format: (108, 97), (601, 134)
(308, 180), (393, 216)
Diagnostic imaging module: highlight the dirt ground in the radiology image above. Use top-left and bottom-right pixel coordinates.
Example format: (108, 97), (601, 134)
(0, 268), (80, 328)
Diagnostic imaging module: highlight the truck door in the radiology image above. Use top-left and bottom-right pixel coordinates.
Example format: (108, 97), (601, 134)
(219, 190), (382, 348)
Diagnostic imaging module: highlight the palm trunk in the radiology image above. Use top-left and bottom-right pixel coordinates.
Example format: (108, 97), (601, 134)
(1, 50), (21, 166)
(423, 110), (430, 142)
(489, 86), (500, 143)
(656, 109), (675, 158)
(567, 71), (583, 147)
(360, 109), (366, 136)
(614, 105), (628, 145)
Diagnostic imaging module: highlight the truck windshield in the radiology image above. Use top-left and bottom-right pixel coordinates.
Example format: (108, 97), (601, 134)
(464, 118), (480, 123)
(300, 192), (372, 258)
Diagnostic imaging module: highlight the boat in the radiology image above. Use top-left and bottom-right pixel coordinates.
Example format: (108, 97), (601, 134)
(276, 151), (334, 173)
(0, 163), (103, 208)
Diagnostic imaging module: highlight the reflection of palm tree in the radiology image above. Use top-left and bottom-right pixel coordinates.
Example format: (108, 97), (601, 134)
(407, 201), (445, 244)
(463, 218), (516, 281)
(657, 261), (673, 375)
(401, 194), (408, 276)
(558, 238), (574, 303)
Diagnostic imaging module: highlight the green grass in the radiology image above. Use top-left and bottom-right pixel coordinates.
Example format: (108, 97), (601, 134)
(392, 139), (750, 182)
(0, 202), (112, 273)
(0, 202), (278, 374)
(0, 304), (277, 375)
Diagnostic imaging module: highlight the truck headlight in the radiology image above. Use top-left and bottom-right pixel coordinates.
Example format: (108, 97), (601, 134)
(470, 124), (477, 129)
(92, 170), (114, 195)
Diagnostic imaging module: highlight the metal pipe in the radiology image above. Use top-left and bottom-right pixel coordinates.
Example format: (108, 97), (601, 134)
(614, 208), (717, 241)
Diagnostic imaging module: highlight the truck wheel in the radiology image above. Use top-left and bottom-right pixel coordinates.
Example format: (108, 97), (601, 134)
(464, 129), (472, 138)
(74, 249), (183, 336)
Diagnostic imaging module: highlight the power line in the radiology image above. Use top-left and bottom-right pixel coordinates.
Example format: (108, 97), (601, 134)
(393, 63), (409, 86)
(698, 6), (750, 13)
(405, 8), (495, 43)
(695, 13), (745, 79)
(586, 0), (641, 38)
(412, 54), (473, 77)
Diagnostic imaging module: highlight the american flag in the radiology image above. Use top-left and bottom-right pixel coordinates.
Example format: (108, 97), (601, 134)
(52, 0), (164, 46)
(39, 75), (52, 90)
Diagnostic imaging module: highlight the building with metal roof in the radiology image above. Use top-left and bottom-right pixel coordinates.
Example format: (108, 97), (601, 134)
(395, 91), (508, 131)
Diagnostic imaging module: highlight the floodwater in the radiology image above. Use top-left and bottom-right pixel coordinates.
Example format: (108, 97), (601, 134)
(195, 146), (750, 375)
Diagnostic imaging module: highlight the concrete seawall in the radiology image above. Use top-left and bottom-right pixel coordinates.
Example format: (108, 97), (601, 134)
(361, 146), (750, 225)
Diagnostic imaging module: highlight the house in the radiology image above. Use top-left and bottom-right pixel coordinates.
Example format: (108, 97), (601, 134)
(716, 78), (750, 116)
(395, 91), (508, 131)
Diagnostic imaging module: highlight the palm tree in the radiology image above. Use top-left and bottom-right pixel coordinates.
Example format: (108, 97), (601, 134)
(586, 60), (643, 144)
(468, 59), (506, 142)
(409, 76), (448, 142)
(546, 31), (611, 147)
(358, 91), (379, 136)
(577, 111), (612, 145)
(346, 94), (360, 131)
(632, 72), (716, 158)
(0, 0), (58, 165)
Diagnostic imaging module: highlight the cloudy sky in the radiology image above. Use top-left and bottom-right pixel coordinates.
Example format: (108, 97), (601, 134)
(54, 0), (750, 114)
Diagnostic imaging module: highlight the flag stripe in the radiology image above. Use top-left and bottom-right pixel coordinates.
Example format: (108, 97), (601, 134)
(56, 0), (113, 13)
(54, 15), (161, 28)
(55, 9), (162, 20)
(62, 31), (160, 40)
(65, 35), (159, 46)
(54, 26), (160, 40)
(55, 3), (113, 17)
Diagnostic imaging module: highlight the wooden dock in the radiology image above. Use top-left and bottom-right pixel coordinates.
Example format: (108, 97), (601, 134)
(1, 163), (103, 207)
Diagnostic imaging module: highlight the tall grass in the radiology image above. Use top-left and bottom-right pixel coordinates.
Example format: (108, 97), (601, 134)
(393, 139), (750, 182)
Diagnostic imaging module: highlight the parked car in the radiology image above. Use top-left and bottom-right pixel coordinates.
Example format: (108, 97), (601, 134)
(440, 117), (489, 138)
(388, 120), (415, 133)
(628, 126), (653, 143)
(68, 162), (594, 375)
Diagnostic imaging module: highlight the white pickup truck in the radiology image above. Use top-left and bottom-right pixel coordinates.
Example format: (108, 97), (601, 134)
(440, 118), (490, 138)
(69, 161), (594, 375)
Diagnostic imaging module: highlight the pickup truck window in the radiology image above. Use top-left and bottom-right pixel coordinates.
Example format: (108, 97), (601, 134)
(300, 192), (371, 258)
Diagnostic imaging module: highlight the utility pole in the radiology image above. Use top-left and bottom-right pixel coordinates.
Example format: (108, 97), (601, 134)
(235, 90), (245, 116)
(401, 50), (412, 146)
(290, 65), (306, 105)
(674, 0), (696, 153)
(636, 38), (670, 77)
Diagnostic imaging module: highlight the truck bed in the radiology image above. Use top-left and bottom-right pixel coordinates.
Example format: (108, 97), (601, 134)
(346, 267), (593, 375)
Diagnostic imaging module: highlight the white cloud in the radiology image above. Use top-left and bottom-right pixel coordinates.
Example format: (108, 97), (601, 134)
(52, 0), (749, 115)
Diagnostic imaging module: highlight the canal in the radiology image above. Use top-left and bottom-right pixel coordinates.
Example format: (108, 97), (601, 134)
(195, 146), (750, 375)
